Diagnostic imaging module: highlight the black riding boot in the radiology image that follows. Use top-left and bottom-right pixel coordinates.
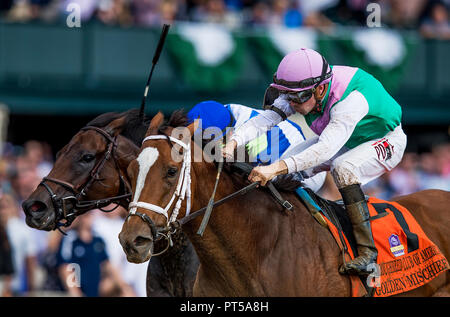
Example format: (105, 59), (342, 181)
(338, 184), (377, 275)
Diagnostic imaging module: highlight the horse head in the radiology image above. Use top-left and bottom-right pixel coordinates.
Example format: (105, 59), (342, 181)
(22, 111), (140, 231)
(119, 110), (199, 263)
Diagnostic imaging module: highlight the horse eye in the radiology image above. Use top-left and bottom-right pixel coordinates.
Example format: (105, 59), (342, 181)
(167, 167), (178, 177)
(81, 154), (95, 163)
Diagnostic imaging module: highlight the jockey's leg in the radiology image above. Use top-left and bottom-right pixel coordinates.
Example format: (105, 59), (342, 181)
(302, 172), (327, 193)
(331, 125), (407, 275)
(337, 183), (377, 275)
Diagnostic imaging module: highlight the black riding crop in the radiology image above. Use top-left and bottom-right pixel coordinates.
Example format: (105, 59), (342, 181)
(139, 24), (170, 121)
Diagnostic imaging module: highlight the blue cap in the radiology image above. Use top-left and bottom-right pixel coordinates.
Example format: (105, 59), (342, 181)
(187, 100), (231, 131)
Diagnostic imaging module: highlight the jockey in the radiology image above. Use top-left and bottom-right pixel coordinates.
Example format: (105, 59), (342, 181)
(187, 100), (326, 193)
(222, 48), (407, 276)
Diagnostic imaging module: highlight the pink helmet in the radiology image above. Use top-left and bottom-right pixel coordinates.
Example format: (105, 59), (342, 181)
(270, 48), (332, 92)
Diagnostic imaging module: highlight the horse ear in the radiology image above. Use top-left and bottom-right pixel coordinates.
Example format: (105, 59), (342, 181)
(105, 116), (127, 137)
(187, 119), (200, 137)
(145, 111), (164, 137)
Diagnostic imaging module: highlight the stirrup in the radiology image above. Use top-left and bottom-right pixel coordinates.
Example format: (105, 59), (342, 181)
(339, 250), (378, 275)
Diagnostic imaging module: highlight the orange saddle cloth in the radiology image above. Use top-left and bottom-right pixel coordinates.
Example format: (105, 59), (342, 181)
(323, 197), (449, 297)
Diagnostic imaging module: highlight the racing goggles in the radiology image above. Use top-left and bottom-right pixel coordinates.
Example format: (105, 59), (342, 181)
(283, 88), (316, 104)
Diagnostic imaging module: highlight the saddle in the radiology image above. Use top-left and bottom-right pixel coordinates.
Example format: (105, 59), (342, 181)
(227, 163), (450, 297)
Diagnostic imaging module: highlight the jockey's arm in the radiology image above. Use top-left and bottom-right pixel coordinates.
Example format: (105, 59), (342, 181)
(229, 95), (295, 148)
(283, 91), (369, 173)
(249, 91), (369, 185)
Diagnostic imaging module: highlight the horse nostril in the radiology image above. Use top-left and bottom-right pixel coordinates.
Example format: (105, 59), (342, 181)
(126, 243), (137, 255)
(133, 235), (152, 247)
(31, 201), (47, 213)
(23, 200), (48, 215)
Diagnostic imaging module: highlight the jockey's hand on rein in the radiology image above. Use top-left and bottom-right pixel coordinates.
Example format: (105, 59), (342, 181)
(248, 161), (288, 186)
(222, 140), (237, 160)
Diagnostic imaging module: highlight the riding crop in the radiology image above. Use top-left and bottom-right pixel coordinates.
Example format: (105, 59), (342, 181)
(139, 23), (170, 121)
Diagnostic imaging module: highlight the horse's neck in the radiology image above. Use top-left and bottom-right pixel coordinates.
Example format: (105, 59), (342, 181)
(116, 137), (140, 175)
(115, 137), (140, 207)
(184, 161), (298, 295)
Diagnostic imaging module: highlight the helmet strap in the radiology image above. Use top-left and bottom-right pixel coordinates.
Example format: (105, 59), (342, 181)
(312, 83), (328, 113)
(314, 101), (323, 113)
(311, 56), (330, 113)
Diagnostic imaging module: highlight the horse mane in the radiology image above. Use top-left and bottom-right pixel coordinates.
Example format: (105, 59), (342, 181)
(86, 108), (150, 146)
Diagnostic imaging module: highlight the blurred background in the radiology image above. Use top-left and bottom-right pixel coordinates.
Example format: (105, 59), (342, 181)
(0, 0), (449, 297)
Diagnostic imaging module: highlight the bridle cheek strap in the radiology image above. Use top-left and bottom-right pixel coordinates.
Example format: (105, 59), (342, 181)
(128, 135), (192, 227)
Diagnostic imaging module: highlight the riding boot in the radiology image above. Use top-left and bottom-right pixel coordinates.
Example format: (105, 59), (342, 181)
(338, 184), (378, 275)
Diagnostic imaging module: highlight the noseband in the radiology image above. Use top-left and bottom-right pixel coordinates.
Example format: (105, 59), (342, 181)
(39, 126), (132, 231)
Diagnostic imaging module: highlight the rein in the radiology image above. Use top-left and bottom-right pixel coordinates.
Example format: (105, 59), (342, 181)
(39, 126), (132, 232)
(175, 181), (260, 227)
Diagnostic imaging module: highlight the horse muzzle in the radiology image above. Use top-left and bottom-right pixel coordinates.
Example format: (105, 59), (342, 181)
(118, 229), (155, 264)
(22, 199), (56, 230)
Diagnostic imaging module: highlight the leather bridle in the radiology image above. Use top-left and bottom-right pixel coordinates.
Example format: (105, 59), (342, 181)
(39, 126), (132, 232)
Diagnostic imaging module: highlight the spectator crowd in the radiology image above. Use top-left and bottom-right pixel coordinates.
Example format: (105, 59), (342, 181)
(363, 142), (450, 200)
(0, 0), (449, 39)
(0, 135), (449, 296)
(0, 140), (147, 297)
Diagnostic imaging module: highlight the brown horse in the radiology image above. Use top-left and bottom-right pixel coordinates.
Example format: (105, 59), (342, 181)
(119, 111), (450, 297)
(22, 109), (199, 297)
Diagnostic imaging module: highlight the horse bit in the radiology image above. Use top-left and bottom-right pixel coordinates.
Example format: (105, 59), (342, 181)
(39, 126), (132, 232)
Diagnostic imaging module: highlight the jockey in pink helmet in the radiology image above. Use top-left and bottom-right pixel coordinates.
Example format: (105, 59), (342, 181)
(262, 48), (333, 118)
(223, 48), (407, 276)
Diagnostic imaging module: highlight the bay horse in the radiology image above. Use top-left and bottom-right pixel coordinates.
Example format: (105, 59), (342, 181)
(119, 111), (450, 296)
(22, 109), (199, 297)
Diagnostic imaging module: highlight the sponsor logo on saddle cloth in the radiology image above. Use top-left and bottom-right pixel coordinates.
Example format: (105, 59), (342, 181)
(388, 234), (405, 257)
(321, 197), (449, 297)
